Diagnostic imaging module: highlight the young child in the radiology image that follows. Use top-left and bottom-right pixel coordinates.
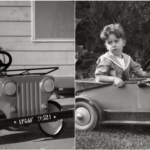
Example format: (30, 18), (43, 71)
(95, 23), (150, 88)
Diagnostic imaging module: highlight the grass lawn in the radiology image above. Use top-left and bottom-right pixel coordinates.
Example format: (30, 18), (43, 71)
(76, 124), (150, 149)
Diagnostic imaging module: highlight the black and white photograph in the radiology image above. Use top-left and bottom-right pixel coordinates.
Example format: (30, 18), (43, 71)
(3, 0), (150, 149)
(0, 1), (75, 149)
(76, 1), (150, 149)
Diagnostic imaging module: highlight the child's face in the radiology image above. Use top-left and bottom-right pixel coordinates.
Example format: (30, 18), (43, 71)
(105, 34), (126, 57)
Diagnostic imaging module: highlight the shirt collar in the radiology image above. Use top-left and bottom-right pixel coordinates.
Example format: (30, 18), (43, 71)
(103, 52), (130, 70)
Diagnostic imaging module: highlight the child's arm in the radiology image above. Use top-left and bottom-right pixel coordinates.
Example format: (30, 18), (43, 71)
(141, 71), (150, 78)
(130, 58), (150, 78)
(96, 75), (125, 87)
(95, 57), (125, 87)
(95, 75), (115, 82)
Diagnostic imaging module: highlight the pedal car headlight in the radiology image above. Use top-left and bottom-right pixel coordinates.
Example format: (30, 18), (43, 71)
(42, 78), (54, 92)
(2, 80), (16, 95)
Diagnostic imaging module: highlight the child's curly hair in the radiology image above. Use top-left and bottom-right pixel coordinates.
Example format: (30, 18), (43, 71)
(100, 23), (125, 41)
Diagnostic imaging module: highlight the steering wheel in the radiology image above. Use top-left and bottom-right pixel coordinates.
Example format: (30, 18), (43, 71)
(0, 50), (12, 72)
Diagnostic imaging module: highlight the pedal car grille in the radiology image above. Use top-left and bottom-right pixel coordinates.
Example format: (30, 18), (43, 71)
(17, 81), (41, 117)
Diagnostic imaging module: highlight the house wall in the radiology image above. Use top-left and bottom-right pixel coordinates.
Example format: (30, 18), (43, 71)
(0, 1), (75, 77)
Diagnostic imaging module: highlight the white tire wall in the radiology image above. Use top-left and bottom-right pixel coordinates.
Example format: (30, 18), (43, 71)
(75, 101), (98, 131)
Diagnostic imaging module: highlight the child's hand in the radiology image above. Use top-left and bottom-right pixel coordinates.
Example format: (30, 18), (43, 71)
(113, 77), (125, 88)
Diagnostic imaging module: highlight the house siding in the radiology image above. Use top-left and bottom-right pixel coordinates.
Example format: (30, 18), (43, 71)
(0, 1), (75, 77)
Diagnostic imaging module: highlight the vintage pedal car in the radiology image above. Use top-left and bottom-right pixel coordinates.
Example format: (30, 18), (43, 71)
(75, 62), (150, 131)
(0, 50), (74, 137)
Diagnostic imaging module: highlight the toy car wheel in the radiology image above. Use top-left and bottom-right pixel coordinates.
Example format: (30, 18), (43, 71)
(39, 103), (65, 137)
(75, 101), (98, 131)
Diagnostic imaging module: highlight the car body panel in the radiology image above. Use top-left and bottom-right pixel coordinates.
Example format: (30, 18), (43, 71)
(137, 87), (150, 110)
(75, 78), (150, 125)
(78, 84), (138, 111)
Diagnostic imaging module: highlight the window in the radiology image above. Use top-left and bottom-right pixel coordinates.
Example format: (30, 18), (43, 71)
(32, 1), (75, 42)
